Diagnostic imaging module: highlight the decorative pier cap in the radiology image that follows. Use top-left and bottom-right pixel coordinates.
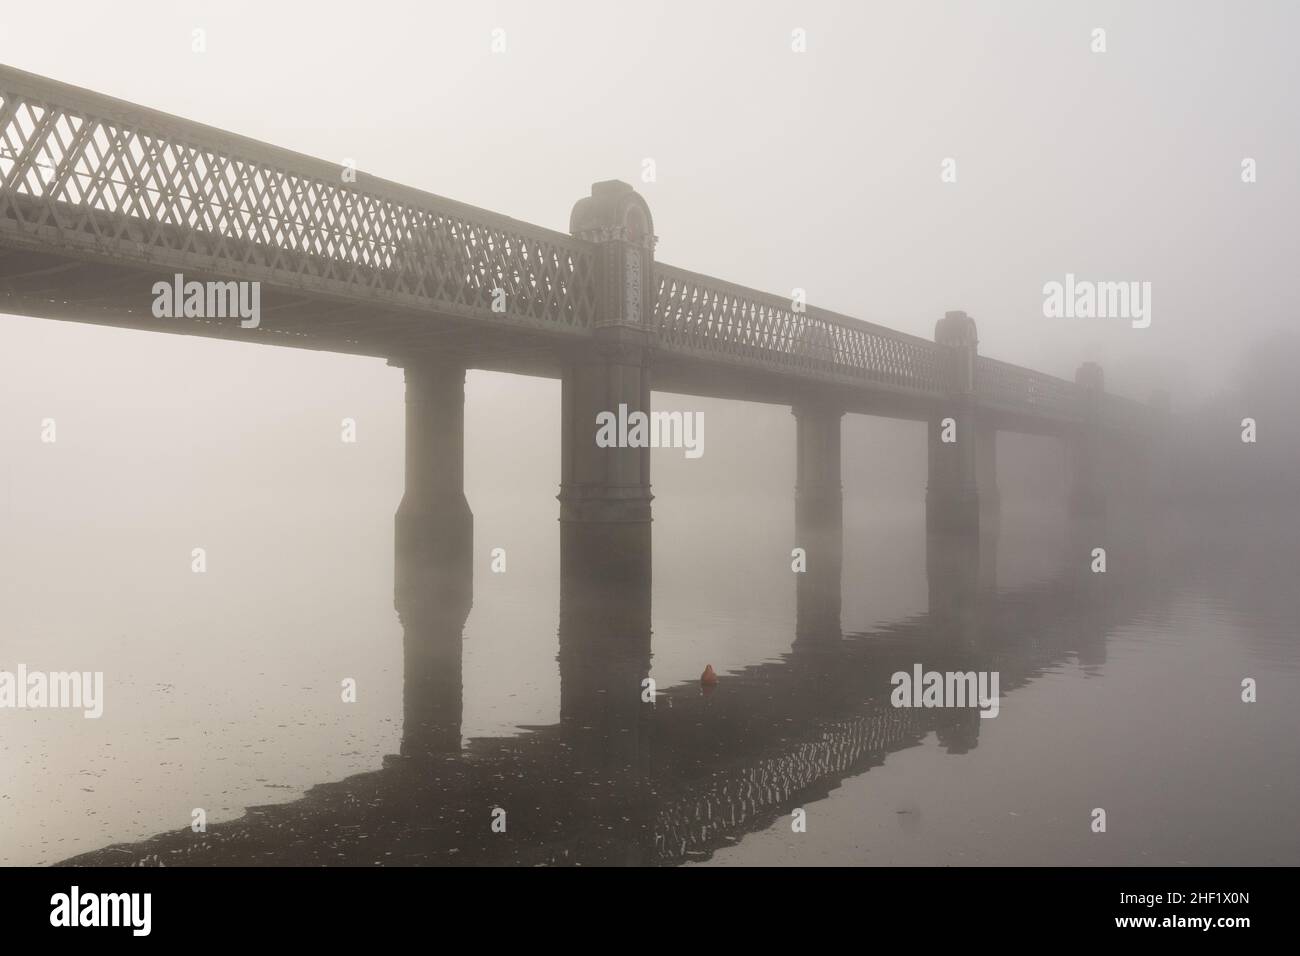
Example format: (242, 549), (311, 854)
(934, 310), (979, 393)
(569, 180), (655, 247)
(934, 309), (979, 348)
(1074, 362), (1106, 424)
(1075, 361), (1105, 393)
(571, 181), (656, 329)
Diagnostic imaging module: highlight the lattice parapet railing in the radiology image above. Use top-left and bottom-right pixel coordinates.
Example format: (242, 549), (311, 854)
(975, 356), (1078, 421)
(652, 263), (945, 394)
(0, 65), (597, 331)
(975, 357), (1156, 430)
(0, 64), (1165, 431)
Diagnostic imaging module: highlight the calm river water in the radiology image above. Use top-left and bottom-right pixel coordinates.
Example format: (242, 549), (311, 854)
(3, 477), (1295, 866)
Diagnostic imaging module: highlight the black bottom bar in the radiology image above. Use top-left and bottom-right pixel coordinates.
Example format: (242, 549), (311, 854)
(1, 866), (1278, 941)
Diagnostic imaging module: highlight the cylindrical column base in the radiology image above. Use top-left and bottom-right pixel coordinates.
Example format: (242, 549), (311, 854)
(793, 401), (844, 641)
(392, 358), (474, 608)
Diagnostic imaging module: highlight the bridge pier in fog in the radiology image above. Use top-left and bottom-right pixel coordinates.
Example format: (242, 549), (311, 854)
(397, 586), (471, 757)
(1068, 361), (1108, 519)
(557, 181), (657, 583)
(392, 358), (474, 757)
(1140, 389), (1171, 513)
(393, 358), (474, 605)
(793, 399), (845, 641)
(927, 527), (982, 634)
(926, 311), (983, 538)
(557, 539), (653, 783)
(975, 420), (1000, 530)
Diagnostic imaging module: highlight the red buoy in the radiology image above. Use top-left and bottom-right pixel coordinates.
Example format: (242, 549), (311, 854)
(700, 664), (718, 685)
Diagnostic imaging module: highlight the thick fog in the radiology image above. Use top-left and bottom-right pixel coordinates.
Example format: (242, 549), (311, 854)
(2, 0), (1298, 874)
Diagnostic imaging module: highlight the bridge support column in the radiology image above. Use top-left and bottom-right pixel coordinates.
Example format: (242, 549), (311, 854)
(927, 311), (981, 538)
(558, 531), (652, 780)
(397, 588), (471, 758)
(556, 555), (654, 863)
(1141, 389), (1170, 515)
(927, 532), (982, 639)
(793, 399), (844, 640)
(393, 358), (473, 606)
(976, 420), (1000, 529)
(1068, 361), (1107, 519)
(559, 181), (658, 583)
(559, 329), (654, 580)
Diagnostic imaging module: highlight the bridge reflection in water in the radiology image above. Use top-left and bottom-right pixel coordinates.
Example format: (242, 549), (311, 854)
(61, 511), (1166, 867)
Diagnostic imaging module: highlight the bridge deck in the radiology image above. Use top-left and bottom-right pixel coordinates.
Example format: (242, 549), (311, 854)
(0, 64), (1150, 433)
